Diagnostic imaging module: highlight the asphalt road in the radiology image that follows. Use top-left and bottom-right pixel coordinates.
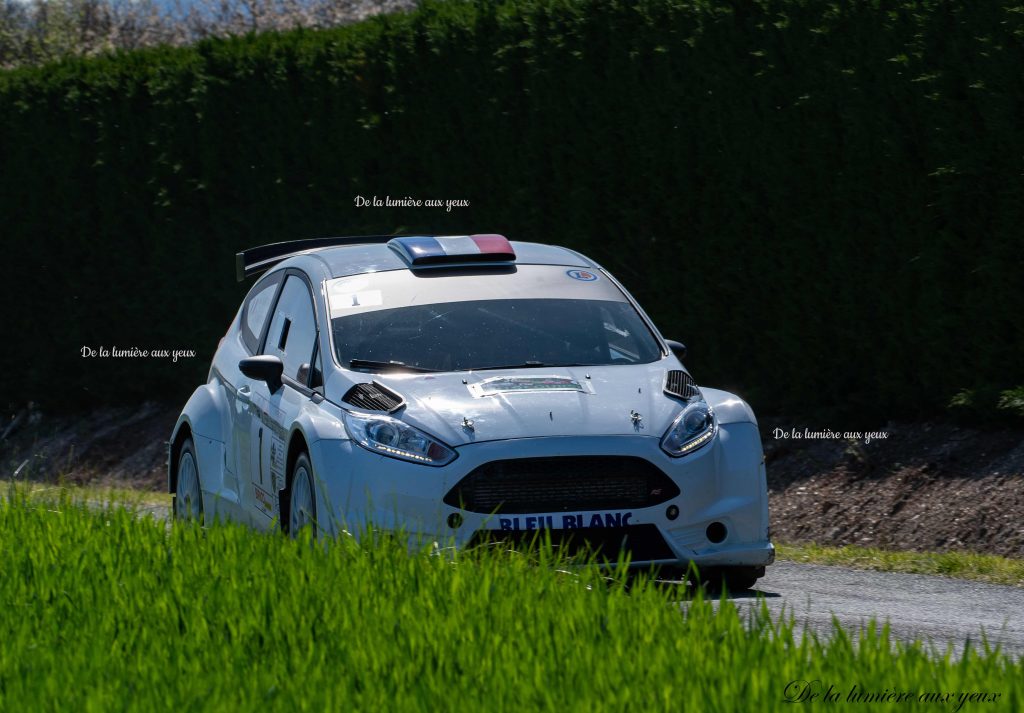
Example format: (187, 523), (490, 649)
(722, 561), (1024, 658)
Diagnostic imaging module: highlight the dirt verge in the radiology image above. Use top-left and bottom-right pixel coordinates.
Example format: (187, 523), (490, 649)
(2, 404), (1022, 556)
(0, 403), (174, 490)
(764, 419), (1024, 557)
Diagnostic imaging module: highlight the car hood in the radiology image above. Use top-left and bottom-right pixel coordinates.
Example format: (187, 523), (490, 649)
(360, 363), (691, 447)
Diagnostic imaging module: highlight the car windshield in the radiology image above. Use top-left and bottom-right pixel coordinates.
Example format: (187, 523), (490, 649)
(326, 266), (662, 372)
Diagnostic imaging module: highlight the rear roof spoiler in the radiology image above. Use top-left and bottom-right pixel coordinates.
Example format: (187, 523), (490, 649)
(235, 235), (398, 281)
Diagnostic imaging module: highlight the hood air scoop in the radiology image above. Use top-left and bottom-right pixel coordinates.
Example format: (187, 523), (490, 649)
(342, 381), (404, 413)
(664, 370), (699, 401)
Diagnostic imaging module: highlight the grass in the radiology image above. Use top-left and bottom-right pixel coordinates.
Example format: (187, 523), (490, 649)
(778, 543), (1024, 589)
(0, 489), (1022, 711)
(0, 478), (170, 510)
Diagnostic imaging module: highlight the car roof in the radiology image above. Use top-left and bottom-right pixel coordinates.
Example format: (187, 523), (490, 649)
(298, 240), (600, 279)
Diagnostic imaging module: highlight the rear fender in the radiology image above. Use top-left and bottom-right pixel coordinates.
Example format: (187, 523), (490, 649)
(168, 382), (232, 495)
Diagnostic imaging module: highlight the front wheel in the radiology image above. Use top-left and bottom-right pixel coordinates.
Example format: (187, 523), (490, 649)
(287, 452), (317, 536)
(174, 437), (203, 522)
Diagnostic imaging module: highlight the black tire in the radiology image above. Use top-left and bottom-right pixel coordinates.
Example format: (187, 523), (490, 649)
(285, 451), (317, 537)
(173, 436), (204, 522)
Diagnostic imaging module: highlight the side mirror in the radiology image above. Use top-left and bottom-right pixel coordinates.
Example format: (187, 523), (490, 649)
(665, 339), (687, 361)
(239, 355), (284, 393)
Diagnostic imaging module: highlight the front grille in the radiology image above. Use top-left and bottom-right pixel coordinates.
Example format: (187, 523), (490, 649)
(468, 524), (675, 563)
(342, 381), (403, 412)
(443, 456), (679, 514)
(664, 370), (699, 400)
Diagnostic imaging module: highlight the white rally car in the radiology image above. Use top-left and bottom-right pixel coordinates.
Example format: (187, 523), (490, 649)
(169, 234), (774, 588)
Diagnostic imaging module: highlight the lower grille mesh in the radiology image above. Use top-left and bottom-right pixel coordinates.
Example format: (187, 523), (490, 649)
(443, 456), (679, 514)
(468, 525), (675, 563)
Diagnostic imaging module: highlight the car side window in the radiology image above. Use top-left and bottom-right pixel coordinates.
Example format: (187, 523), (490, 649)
(296, 340), (325, 392)
(311, 343), (324, 392)
(241, 274), (283, 353)
(263, 275), (318, 386)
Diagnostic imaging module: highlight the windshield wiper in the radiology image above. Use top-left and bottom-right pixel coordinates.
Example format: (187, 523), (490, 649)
(470, 361), (594, 371)
(349, 358), (439, 373)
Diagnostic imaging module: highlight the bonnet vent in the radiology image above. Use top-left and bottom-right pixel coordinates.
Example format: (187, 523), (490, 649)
(342, 381), (404, 412)
(664, 370), (700, 401)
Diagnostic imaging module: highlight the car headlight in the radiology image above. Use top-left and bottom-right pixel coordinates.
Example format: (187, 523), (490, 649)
(343, 411), (456, 466)
(660, 399), (716, 457)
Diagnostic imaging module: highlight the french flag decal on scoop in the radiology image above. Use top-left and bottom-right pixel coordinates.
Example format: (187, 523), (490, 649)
(388, 234), (516, 266)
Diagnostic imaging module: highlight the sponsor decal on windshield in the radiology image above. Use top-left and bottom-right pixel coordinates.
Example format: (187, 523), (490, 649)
(333, 289), (383, 309)
(566, 269), (599, 282)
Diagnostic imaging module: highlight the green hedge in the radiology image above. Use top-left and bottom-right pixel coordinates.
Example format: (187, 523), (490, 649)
(2, 0), (1022, 422)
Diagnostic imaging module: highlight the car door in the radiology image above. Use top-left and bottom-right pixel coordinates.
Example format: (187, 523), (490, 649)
(205, 270), (283, 522)
(228, 272), (284, 510)
(245, 272), (320, 528)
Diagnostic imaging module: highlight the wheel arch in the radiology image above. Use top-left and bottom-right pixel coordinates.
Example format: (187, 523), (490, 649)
(168, 382), (231, 494)
(699, 387), (759, 426)
(279, 425), (313, 533)
(285, 427), (311, 490)
(168, 420), (193, 495)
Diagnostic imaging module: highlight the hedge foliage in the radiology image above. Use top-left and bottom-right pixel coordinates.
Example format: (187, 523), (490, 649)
(1, 0), (1022, 422)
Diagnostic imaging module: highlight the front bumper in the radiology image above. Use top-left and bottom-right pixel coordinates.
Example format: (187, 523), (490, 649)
(310, 421), (774, 568)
